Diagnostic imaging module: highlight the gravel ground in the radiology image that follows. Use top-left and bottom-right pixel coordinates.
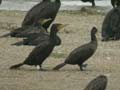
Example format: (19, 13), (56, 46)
(0, 9), (120, 90)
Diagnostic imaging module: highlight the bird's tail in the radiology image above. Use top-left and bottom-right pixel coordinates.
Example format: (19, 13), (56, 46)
(10, 63), (24, 69)
(0, 33), (10, 38)
(53, 63), (66, 70)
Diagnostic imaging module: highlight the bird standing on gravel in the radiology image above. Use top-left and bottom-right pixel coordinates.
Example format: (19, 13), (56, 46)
(53, 27), (98, 71)
(10, 24), (67, 71)
(0, 18), (51, 38)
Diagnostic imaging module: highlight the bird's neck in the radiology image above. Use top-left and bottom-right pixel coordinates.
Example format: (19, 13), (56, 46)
(49, 32), (57, 44)
(91, 33), (97, 44)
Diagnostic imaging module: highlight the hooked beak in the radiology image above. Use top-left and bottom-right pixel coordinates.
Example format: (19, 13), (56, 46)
(57, 24), (69, 30)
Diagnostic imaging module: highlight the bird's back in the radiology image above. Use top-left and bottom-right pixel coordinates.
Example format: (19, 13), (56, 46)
(15, 26), (46, 38)
(24, 41), (54, 65)
(65, 42), (97, 65)
(23, 33), (49, 45)
(22, 0), (61, 27)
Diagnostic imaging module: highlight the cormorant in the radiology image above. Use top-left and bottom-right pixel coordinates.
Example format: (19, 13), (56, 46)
(12, 22), (64, 46)
(81, 0), (95, 7)
(0, 18), (51, 38)
(13, 29), (61, 46)
(13, 26), (46, 38)
(84, 75), (108, 90)
(111, 0), (120, 8)
(53, 27), (98, 71)
(10, 24), (66, 70)
(25, 34), (61, 46)
(102, 7), (120, 41)
(22, 0), (61, 30)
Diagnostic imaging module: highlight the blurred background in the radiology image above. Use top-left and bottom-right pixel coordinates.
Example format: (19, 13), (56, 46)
(0, 0), (112, 11)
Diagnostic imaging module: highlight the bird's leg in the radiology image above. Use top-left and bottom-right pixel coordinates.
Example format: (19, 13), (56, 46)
(91, 1), (95, 7)
(78, 65), (84, 71)
(38, 65), (47, 71)
(82, 63), (88, 68)
(114, 33), (120, 40)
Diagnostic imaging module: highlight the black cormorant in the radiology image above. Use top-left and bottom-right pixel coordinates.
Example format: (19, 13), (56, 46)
(84, 75), (108, 90)
(10, 24), (66, 70)
(81, 0), (95, 7)
(0, 18), (51, 38)
(111, 0), (120, 8)
(11, 18), (52, 37)
(13, 26), (46, 38)
(102, 7), (120, 41)
(23, 33), (61, 46)
(53, 27), (98, 71)
(22, 0), (61, 30)
(13, 28), (61, 46)
(12, 22), (64, 46)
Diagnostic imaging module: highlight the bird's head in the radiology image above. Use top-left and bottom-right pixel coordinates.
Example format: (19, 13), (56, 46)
(91, 27), (98, 34)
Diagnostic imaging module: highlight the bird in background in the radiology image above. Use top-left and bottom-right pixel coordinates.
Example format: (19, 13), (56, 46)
(111, 0), (120, 8)
(11, 18), (52, 38)
(22, 0), (61, 31)
(102, 7), (120, 41)
(0, 18), (51, 38)
(84, 75), (108, 90)
(12, 30), (61, 46)
(81, 0), (95, 7)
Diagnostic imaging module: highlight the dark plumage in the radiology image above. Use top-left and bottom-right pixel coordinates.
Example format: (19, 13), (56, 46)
(111, 0), (120, 8)
(84, 75), (108, 90)
(12, 23), (64, 46)
(12, 32), (48, 45)
(22, 0), (61, 30)
(0, 0), (2, 4)
(13, 26), (46, 38)
(12, 26), (61, 46)
(53, 27), (98, 71)
(0, 18), (50, 38)
(81, 0), (95, 7)
(10, 24), (65, 70)
(102, 7), (120, 41)
(23, 33), (61, 46)
(11, 26), (45, 38)
(111, 0), (115, 7)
